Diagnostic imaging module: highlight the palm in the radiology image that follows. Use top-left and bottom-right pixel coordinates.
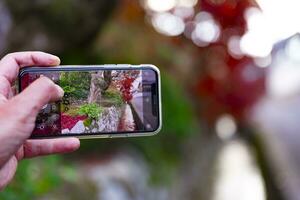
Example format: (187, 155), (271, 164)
(0, 155), (18, 190)
(0, 142), (38, 190)
(0, 136), (79, 191)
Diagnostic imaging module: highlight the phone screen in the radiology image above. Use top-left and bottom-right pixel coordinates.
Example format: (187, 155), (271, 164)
(19, 67), (160, 137)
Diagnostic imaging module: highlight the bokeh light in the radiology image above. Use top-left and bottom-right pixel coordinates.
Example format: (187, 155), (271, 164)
(213, 140), (266, 200)
(267, 35), (300, 98)
(241, 1), (300, 58)
(145, 0), (198, 12)
(215, 114), (237, 140)
(152, 12), (185, 36)
(146, 0), (177, 12)
(227, 35), (243, 59)
(285, 35), (300, 63)
(254, 55), (272, 68)
(177, 0), (198, 7)
(192, 12), (220, 46)
(173, 6), (195, 19)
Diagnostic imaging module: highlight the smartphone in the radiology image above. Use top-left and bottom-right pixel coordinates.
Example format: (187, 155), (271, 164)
(18, 65), (161, 139)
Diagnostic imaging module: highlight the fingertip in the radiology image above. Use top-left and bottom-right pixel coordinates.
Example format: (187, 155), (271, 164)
(48, 55), (60, 66)
(39, 52), (60, 65)
(66, 137), (80, 151)
(55, 85), (64, 98)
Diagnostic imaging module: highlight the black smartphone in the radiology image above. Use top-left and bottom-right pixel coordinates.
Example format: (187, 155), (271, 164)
(18, 65), (161, 139)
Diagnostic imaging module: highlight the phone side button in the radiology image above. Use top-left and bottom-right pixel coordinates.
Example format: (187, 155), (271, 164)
(116, 64), (131, 68)
(109, 133), (129, 138)
(103, 64), (117, 68)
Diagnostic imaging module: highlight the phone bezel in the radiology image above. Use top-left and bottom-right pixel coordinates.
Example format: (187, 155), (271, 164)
(18, 64), (162, 139)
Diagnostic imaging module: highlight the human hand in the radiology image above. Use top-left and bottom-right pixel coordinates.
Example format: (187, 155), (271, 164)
(0, 52), (80, 190)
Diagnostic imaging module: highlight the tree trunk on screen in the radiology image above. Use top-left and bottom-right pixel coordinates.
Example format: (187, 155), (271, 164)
(103, 71), (112, 91)
(88, 71), (112, 103)
(88, 72), (102, 104)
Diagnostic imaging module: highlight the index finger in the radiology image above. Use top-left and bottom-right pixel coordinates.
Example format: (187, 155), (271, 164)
(16, 138), (80, 160)
(0, 51), (60, 84)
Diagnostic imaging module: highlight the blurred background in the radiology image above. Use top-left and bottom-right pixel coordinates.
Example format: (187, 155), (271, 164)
(1, 0), (300, 200)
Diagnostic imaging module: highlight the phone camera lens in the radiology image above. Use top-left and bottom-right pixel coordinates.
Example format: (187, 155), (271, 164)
(37, 124), (45, 130)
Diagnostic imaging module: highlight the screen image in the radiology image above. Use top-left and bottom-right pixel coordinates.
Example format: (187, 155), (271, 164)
(20, 68), (159, 137)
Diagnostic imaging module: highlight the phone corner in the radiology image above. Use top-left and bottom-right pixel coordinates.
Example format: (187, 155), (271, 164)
(140, 64), (160, 73)
(148, 122), (163, 136)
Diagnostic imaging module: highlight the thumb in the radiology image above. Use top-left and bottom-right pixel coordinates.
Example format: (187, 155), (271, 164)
(11, 76), (64, 125)
(0, 76), (64, 166)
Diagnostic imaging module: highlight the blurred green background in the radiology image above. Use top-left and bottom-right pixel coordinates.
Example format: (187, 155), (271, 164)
(1, 0), (299, 200)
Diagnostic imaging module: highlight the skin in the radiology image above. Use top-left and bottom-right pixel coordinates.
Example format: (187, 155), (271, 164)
(0, 51), (80, 190)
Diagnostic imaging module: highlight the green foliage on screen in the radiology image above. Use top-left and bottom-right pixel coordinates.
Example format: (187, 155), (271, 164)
(60, 71), (91, 99)
(103, 89), (124, 107)
(78, 103), (103, 120)
(62, 85), (76, 94)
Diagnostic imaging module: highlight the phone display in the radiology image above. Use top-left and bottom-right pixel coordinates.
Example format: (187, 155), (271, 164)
(19, 65), (161, 138)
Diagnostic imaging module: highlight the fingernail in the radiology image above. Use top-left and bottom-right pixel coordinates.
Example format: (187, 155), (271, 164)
(67, 138), (80, 151)
(55, 85), (64, 97)
(49, 55), (60, 65)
